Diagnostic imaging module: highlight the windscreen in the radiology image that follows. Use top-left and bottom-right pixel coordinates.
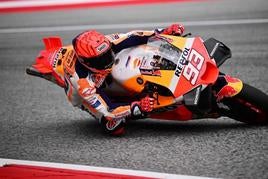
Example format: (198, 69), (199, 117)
(147, 36), (181, 70)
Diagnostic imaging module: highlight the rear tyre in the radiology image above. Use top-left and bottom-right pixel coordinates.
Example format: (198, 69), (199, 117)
(219, 83), (268, 125)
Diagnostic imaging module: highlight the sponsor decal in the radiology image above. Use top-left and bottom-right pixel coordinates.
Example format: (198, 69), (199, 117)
(88, 96), (98, 105)
(52, 56), (57, 68)
(82, 87), (96, 97)
(136, 77), (144, 85)
(52, 48), (67, 68)
(63, 50), (76, 77)
(169, 38), (194, 94)
(140, 69), (161, 76)
(139, 56), (161, 76)
(182, 49), (204, 85)
(97, 42), (108, 53)
(108, 34), (120, 40)
(216, 75), (243, 101)
(65, 50), (75, 68)
(174, 47), (190, 78)
(125, 56), (131, 67)
(133, 58), (141, 68)
(91, 100), (101, 108)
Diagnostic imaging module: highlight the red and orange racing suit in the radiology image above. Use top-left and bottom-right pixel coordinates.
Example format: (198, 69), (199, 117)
(63, 30), (158, 135)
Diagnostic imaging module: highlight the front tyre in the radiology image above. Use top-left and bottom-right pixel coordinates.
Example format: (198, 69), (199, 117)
(219, 83), (268, 125)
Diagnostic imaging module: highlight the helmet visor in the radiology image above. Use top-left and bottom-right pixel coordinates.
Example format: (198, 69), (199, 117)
(79, 49), (114, 70)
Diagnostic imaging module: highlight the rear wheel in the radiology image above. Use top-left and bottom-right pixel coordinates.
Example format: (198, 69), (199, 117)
(219, 83), (268, 125)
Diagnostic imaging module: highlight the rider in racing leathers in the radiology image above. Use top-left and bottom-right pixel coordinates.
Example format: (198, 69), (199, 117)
(63, 24), (185, 135)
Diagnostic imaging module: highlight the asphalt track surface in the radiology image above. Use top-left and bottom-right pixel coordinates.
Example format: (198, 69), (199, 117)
(0, 0), (268, 178)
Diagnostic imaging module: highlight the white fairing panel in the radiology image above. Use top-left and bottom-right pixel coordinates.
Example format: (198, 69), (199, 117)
(112, 45), (156, 84)
(103, 45), (160, 97)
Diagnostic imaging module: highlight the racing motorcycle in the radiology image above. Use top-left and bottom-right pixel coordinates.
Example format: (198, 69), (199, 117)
(26, 34), (268, 125)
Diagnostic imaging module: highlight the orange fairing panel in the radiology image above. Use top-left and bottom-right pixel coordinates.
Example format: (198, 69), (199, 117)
(122, 75), (145, 93)
(122, 71), (176, 94)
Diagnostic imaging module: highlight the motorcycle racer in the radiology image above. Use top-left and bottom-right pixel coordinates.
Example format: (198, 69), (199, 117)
(64, 24), (185, 136)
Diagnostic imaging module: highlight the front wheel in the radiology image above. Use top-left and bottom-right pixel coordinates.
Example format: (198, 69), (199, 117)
(219, 83), (268, 125)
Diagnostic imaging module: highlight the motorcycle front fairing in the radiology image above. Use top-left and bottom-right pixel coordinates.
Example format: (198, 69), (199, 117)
(111, 35), (219, 110)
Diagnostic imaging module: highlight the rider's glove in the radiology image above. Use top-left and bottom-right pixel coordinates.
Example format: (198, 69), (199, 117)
(131, 96), (155, 117)
(162, 24), (185, 36)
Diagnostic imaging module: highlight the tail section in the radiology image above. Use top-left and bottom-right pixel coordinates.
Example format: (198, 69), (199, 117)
(34, 36), (63, 74)
(43, 37), (62, 51)
(26, 36), (65, 88)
